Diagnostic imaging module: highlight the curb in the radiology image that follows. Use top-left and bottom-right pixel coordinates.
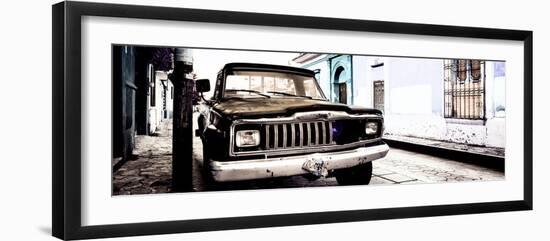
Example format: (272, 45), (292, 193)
(383, 138), (504, 172)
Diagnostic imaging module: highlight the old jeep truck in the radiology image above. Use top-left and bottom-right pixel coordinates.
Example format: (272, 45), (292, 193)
(195, 63), (389, 186)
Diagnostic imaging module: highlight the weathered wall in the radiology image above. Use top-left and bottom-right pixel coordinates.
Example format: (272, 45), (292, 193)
(352, 56), (372, 107)
(298, 55), (505, 148)
(385, 114), (504, 148)
(382, 58), (505, 148)
(486, 117), (506, 147)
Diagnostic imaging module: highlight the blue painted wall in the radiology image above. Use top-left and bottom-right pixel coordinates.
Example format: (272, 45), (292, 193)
(329, 55), (353, 104)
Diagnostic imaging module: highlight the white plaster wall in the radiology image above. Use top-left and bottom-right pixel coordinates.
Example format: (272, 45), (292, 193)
(148, 74), (165, 133)
(484, 61), (506, 147)
(486, 117), (506, 147)
(148, 108), (159, 133)
(385, 114), (506, 147)
(384, 113), (447, 140)
(386, 57), (444, 115)
(390, 85), (433, 114)
(166, 82), (174, 118)
(485, 61), (496, 118)
(383, 57), (445, 140)
(383, 58), (506, 148)
(484, 61), (507, 119)
(370, 60), (385, 81)
(493, 76), (506, 118)
(352, 56), (371, 107)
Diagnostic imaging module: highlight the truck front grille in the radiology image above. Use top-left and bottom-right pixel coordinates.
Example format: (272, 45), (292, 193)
(264, 121), (333, 150)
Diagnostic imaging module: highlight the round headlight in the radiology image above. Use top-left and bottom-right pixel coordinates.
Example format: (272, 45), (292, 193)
(235, 130), (260, 147)
(365, 122), (378, 135)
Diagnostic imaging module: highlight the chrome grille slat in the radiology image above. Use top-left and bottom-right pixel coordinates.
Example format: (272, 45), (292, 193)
(290, 124), (295, 147)
(282, 124), (287, 148)
(273, 124), (279, 149)
(321, 122), (326, 145)
(263, 121), (335, 150)
(299, 123), (303, 147)
(265, 125), (270, 149)
(306, 122), (311, 146)
(314, 122), (320, 145)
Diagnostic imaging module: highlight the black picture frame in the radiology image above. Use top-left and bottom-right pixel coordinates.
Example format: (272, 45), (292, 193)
(52, 1), (533, 240)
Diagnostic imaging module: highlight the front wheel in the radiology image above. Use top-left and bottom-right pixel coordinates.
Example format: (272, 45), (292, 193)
(334, 162), (373, 186)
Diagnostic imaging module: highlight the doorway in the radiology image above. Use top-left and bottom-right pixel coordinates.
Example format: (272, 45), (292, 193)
(333, 65), (348, 104)
(337, 82), (347, 104)
(373, 80), (384, 112)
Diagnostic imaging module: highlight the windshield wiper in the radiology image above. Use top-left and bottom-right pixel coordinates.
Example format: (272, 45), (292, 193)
(225, 89), (271, 98)
(267, 91), (313, 99)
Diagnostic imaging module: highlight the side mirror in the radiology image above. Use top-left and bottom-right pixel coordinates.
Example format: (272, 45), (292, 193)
(195, 79), (210, 93)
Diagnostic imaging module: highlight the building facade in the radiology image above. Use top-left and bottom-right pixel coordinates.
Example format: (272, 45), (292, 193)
(292, 54), (506, 148)
(148, 70), (174, 134)
(113, 46), (178, 161)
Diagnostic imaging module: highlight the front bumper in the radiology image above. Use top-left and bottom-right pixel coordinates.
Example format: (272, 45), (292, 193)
(209, 143), (390, 182)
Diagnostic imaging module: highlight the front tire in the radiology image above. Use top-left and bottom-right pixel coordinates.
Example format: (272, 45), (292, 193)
(335, 162), (373, 185)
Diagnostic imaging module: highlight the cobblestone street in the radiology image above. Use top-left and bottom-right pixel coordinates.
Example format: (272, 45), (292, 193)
(113, 118), (504, 195)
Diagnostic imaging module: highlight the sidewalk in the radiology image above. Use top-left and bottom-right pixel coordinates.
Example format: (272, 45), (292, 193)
(382, 134), (505, 171)
(112, 120), (173, 195)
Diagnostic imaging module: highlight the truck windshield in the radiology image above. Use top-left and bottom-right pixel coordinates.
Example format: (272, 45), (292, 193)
(224, 70), (326, 100)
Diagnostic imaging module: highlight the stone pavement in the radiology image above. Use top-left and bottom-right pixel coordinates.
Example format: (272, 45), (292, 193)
(383, 134), (505, 158)
(370, 149), (503, 185)
(112, 120), (173, 195)
(112, 117), (504, 195)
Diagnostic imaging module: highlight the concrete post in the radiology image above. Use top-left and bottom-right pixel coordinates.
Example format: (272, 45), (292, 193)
(171, 48), (194, 192)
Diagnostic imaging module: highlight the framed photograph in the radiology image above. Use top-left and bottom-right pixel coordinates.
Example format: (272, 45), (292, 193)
(52, 1), (533, 240)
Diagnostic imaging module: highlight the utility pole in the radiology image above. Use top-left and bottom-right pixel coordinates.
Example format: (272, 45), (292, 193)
(171, 48), (194, 192)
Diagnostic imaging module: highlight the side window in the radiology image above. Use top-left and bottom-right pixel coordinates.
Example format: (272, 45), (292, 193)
(213, 71), (223, 99)
(303, 79), (318, 97)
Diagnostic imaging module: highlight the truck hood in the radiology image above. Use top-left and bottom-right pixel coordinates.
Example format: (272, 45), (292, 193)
(212, 98), (382, 119)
